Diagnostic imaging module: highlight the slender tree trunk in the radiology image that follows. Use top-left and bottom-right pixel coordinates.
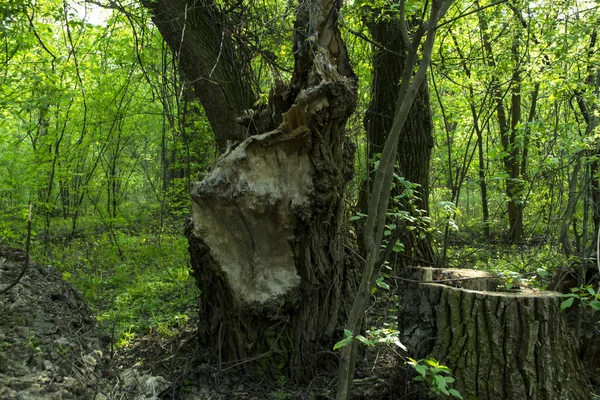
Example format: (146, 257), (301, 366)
(477, 131), (490, 239)
(506, 35), (524, 242)
(572, 28), (600, 253)
(337, 1), (453, 397)
(560, 158), (582, 256)
(450, 30), (490, 240)
(478, 5), (524, 242)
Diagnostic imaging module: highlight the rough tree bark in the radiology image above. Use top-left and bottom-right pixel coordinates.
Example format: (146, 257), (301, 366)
(399, 267), (590, 400)
(144, 0), (256, 151)
(147, 0), (359, 382)
(360, 11), (435, 268)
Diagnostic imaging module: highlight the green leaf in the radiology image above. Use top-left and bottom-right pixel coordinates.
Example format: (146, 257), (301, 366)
(392, 242), (404, 253)
(445, 376), (455, 384)
(537, 269), (548, 278)
(560, 297), (574, 310)
(349, 213), (366, 221)
(449, 388), (463, 399)
(414, 364), (427, 377)
(425, 358), (438, 367)
(590, 300), (600, 311)
(587, 287), (596, 296)
(376, 277), (390, 290)
(355, 335), (370, 345)
(333, 337), (352, 351)
(435, 374), (446, 389)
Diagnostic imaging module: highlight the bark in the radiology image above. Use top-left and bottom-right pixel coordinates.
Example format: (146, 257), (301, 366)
(337, 2), (453, 397)
(573, 29), (600, 250)
(144, 0), (256, 151)
(476, 125), (490, 240)
(183, 0), (358, 382)
(361, 11), (435, 267)
(560, 158), (582, 256)
(399, 267), (590, 400)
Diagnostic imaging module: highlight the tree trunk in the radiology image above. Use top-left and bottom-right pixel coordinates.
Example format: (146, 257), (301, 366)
(560, 158), (582, 256)
(182, 0), (358, 382)
(399, 267), (590, 400)
(477, 3), (524, 243)
(450, 30), (490, 240)
(144, 0), (256, 151)
(361, 13), (435, 268)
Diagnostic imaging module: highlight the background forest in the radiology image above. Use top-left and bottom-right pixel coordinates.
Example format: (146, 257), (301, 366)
(1, 0), (599, 397)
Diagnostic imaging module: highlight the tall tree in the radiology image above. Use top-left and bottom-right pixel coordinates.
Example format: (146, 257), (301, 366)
(477, 1), (527, 242)
(338, 0), (453, 397)
(362, 6), (436, 268)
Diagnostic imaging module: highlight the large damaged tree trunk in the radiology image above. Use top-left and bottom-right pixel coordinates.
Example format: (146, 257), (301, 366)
(184, 0), (357, 382)
(399, 267), (590, 400)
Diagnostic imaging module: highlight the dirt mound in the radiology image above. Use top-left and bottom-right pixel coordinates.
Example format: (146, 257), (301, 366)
(0, 245), (117, 399)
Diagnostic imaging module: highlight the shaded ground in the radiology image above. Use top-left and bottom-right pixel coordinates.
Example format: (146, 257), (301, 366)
(0, 245), (116, 399)
(0, 244), (427, 399)
(0, 245), (175, 400)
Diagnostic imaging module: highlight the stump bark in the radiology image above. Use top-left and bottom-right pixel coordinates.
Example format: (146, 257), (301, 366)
(398, 267), (590, 400)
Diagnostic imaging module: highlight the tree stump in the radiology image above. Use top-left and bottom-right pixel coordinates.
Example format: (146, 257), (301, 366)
(398, 267), (590, 400)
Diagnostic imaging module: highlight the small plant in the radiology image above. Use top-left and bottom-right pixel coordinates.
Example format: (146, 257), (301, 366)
(560, 285), (600, 311)
(333, 327), (406, 351)
(407, 358), (462, 399)
(25, 328), (41, 353)
(270, 375), (292, 399)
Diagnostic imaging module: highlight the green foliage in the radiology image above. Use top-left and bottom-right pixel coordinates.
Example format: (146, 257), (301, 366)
(334, 322), (406, 351)
(407, 358), (463, 399)
(561, 285), (600, 311)
(448, 244), (567, 276)
(35, 229), (197, 345)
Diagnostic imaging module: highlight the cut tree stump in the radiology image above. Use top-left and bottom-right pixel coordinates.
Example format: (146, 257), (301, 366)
(398, 267), (590, 400)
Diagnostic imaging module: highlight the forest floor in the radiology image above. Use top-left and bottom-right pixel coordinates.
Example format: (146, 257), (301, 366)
(0, 244), (423, 400)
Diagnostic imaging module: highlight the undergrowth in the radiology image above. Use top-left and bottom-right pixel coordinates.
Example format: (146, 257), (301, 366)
(31, 225), (197, 347)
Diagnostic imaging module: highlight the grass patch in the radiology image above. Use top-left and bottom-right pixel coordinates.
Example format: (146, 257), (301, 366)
(33, 229), (198, 346)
